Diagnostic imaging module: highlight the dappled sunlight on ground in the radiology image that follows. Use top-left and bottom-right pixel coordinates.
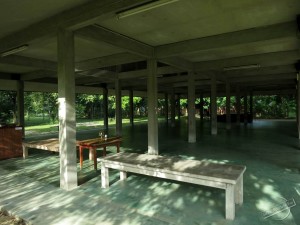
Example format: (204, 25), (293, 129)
(0, 119), (300, 224)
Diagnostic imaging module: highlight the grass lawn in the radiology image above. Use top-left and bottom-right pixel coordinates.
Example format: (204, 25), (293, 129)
(25, 116), (165, 135)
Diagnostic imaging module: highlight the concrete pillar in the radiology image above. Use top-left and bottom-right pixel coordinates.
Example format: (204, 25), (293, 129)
(244, 92), (248, 125)
(129, 89), (134, 126)
(147, 59), (158, 155)
(103, 86), (109, 134)
(226, 80), (231, 130)
(211, 74), (217, 135)
(297, 73), (300, 139)
(165, 93), (168, 123)
(177, 94), (181, 120)
(57, 28), (77, 191)
(236, 86), (241, 124)
(200, 92), (204, 121)
(250, 91), (253, 123)
(170, 90), (176, 127)
(188, 72), (196, 143)
(17, 80), (25, 137)
(115, 78), (122, 136)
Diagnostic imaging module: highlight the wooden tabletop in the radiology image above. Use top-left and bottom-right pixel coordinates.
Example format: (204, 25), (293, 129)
(77, 136), (121, 147)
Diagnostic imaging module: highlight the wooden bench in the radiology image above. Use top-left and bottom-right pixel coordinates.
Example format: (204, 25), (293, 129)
(22, 138), (61, 158)
(100, 152), (246, 220)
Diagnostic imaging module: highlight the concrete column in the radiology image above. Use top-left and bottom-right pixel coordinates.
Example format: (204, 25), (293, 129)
(115, 78), (122, 136)
(250, 91), (253, 123)
(57, 28), (77, 191)
(188, 72), (196, 143)
(17, 80), (25, 137)
(147, 59), (158, 155)
(165, 93), (168, 123)
(244, 92), (248, 125)
(200, 92), (204, 121)
(297, 73), (300, 139)
(226, 80), (231, 130)
(211, 74), (217, 135)
(103, 86), (109, 134)
(129, 89), (134, 126)
(170, 90), (176, 127)
(177, 94), (181, 120)
(236, 86), (241, 124)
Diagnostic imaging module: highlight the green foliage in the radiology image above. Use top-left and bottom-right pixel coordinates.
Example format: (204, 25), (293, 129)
(0, 91), (17, 124)
(253, 95), (295, 119)
(1, 89), (295, 128)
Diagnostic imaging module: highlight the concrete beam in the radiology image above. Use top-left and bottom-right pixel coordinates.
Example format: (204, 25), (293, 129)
(229, 73), (296, 83)
(76, 53), (143, 71)
(156, 22), (297, 58)
(194, 50), (300, 72)
(0, 55), (56, 71)
(0, 0), (149, 53)
(159, 57), (194, 71)
(21, 70), (56, 81)
(76, 25), (153, 58)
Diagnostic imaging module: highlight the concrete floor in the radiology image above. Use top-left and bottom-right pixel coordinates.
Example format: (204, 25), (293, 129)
(0, 119), (299, 225)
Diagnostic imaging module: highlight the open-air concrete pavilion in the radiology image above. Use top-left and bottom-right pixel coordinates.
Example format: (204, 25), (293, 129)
(0, 0), (300, 224)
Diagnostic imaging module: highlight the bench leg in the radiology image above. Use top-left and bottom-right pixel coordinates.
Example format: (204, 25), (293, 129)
(23, 146), (28, 159)
(235, 176), (243, 205)
(226, 184), (235, 220)
(120, 171), (127, 181)
(101, 164), (109, 188)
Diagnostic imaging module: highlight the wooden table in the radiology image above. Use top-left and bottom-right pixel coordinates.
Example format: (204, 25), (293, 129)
(77, 137), (121, 170)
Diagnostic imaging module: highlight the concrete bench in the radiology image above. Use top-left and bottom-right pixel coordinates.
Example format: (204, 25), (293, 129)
(100, 152), (246, 220)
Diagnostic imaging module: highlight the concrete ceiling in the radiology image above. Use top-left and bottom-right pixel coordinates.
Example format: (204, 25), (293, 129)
(0, 0), (299, 95)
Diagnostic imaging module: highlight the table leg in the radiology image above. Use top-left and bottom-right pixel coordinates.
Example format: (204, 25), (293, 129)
(226, 184), (235, 220)
(103, 146), (106, 157)
(93, 147), (97, 170)
(23, 145), (28, 159)
(101, 164), (109, 188)
(79, 146), (83, 169)
(117, 143), (120, 153)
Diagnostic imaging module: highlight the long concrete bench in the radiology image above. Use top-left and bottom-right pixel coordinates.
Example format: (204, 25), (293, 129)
(100, 152), (246, 220)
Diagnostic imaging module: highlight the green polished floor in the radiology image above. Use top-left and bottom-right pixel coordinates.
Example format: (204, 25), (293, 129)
(0, 119), (299, 225)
